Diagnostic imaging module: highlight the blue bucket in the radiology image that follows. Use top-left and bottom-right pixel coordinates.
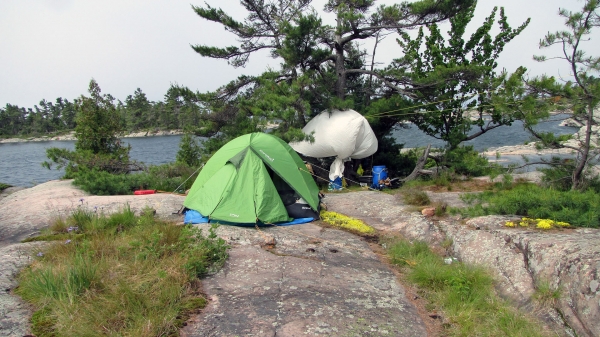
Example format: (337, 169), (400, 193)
(372, 166), (388, 187)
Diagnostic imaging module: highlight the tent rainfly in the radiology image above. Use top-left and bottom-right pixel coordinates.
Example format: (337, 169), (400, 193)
(183, 133), (321, 225)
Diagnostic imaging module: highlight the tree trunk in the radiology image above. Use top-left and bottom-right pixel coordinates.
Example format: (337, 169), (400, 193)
(334, 17), (346, 100)
(334, 47), (346, 99)
(403, 144), (432, 182)
(571, 100), (594, 190)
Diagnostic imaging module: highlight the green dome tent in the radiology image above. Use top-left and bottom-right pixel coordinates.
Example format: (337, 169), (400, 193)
(183, 133), (321, 225)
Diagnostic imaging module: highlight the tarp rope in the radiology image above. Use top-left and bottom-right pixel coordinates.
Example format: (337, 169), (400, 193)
(299, 162), (385, 193)
(154, 163), (204, 215)
(364, 93), (563, 120)
(172, 163), (204, 195)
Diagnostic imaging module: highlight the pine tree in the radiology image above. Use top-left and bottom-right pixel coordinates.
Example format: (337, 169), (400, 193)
(527, 0), (600, 190)
(393, 5), (529, 149)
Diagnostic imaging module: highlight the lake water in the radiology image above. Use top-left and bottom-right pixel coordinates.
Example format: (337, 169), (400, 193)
(0, 116), (579, 187)
(393, 115), (577, 151)
(0, 136), (183, 187)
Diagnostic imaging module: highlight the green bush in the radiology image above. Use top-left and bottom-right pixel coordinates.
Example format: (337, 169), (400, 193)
(539, 158), (600, 192)
(444, 145), (500, 177)
(402, 188), (431, 206)
(73, 169), (146, 195)
(459, 184), (600, 228)
(0, 182), (11, 191)
(177, 132), (203, 167)
(43, 80), (136, 178)
(44, 148), (138, 178)
(73, 163), (199, 195)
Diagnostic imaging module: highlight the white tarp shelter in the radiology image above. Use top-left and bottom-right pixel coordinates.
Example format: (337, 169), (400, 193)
(289, 109), (378, 181)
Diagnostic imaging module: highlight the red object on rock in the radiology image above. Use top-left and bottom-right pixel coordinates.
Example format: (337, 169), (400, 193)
(134, 190), (156, 195)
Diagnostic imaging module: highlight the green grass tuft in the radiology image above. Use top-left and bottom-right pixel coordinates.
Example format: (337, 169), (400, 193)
(16, 207), (228, 336)
(533, 280), (562, 307)
(402, 188), (431, 206)
(386, 238), (551, 337)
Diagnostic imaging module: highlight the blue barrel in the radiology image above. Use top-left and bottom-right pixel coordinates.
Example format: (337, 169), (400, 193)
(329, 177), (342, 191)
(372, 166), (388, 187)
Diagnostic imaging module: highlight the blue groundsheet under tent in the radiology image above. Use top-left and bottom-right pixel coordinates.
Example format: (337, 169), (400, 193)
(183, 209), (315, 226)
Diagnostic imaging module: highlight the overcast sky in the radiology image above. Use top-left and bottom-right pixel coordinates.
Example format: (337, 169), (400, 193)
(1, 0), (598, 109)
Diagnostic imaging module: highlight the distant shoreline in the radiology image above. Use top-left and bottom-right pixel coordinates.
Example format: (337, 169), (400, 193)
(0, 129), (184, 144)
(400, 142), (579, 157)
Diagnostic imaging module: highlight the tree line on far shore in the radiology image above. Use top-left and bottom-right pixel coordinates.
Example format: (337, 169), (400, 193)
(0, 86), (203, 138)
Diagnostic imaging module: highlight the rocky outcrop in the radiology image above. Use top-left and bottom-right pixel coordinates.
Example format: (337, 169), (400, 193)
(3, 181), (599, 336)
(325, 191), (600, 337)
(0, 180), (184, 247)
(441, 216), (600, 337)
(563, 124), (600, 152)
(0, 131), (76, 143)
(121, 129), (184, 138)
(0, 186), (25, 203)
(182, 224), (428, 337)
(0, 242), (48, 337)
(1, 181), (430, 337)
(560, 118), (583, 128)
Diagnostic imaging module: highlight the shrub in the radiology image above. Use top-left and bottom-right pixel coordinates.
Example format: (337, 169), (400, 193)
(44, 147), (140, 178)
(43, 80), (136, 178)
(444, 145), (501, 177)
(539, 158), (600, 192)
(73, 169), (140, 195)
(72, 163), (199, 195)
(176, 132), (203, 167)
(460, 184), (600, 228)
(0, 182), (11, 191)
(402, 188), (431, 206)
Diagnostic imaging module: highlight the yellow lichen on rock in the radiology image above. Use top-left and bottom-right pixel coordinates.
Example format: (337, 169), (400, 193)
(320, 211), (376, 235)
(506, 217), (570, 230)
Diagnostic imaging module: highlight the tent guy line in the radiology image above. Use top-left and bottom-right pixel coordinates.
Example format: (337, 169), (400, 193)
(366, 91), (564, 119)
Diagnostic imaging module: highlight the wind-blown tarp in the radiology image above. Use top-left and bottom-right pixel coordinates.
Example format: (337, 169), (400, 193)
(290, 109), (378, 180)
